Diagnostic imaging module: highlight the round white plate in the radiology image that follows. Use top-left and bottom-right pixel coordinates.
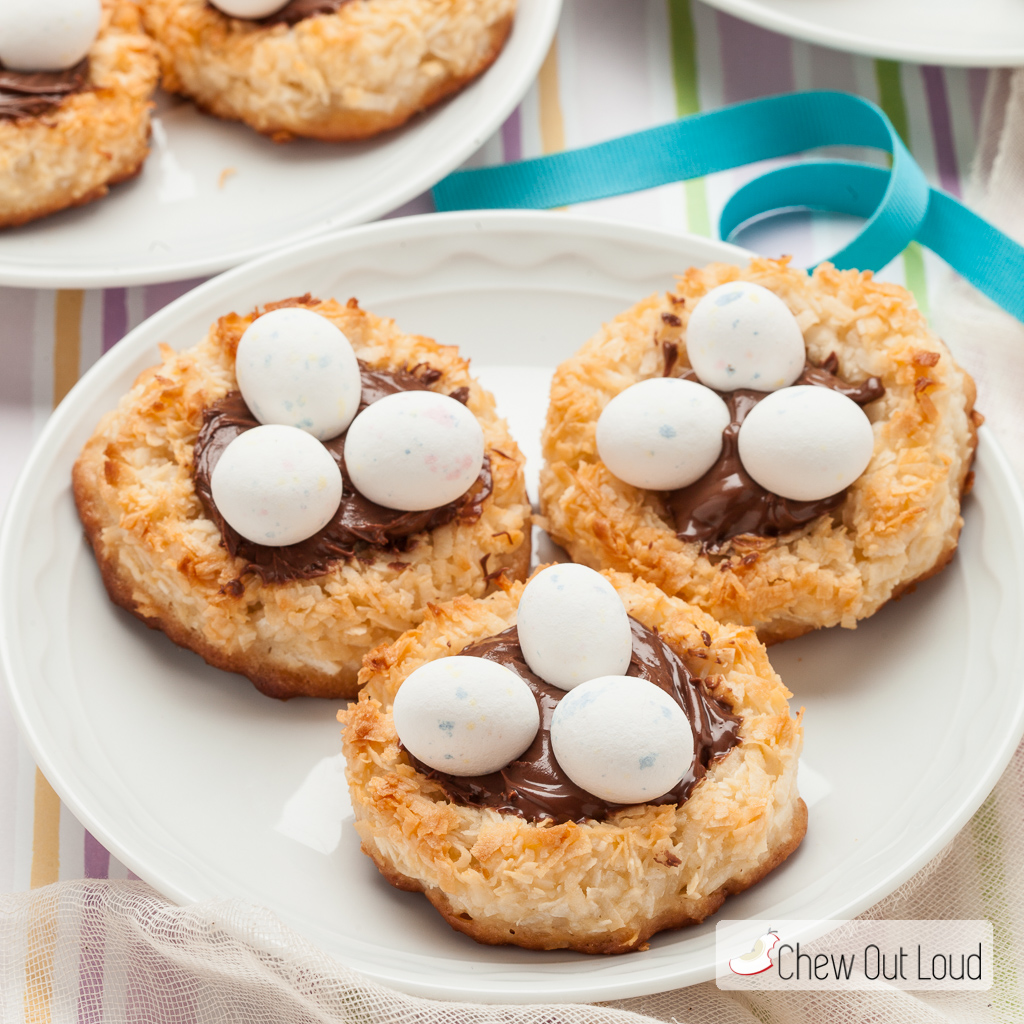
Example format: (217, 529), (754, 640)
(700, 0), (1024, 66)
(3, 212), (1024, 1003)
(0, 2), (559, 290)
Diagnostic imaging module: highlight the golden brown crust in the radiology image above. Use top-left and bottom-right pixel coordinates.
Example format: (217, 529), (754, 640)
(141, 0), (516, 141)
(0, 1), (158, 228)
(540, 259), (979, 644)
(73, 295), (531, 699)
(341, 571), (806, 953)
(365, 797), (808, 953)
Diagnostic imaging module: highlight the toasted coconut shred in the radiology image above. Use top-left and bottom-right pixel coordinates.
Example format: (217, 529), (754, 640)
(72, 297), (531, 699)
(141, 0), (517, 141)
(0, 0), (159, 228)
(342, 572), (806, 954)
(540, 258), (980, 644)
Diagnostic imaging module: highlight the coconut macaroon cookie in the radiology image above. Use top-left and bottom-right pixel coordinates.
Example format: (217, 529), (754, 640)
(540, 258), (980, 644)
(342, 568), (805, 953)
(141, 0), (517, 142)
(0, 0), (158, 228)
(73, 295), (531, 699)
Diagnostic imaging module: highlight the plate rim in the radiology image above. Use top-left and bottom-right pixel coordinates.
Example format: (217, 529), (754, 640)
(3, 210), (1024, 1003)
(700, 0), (1024, 67)
(0, 1), (561, 290)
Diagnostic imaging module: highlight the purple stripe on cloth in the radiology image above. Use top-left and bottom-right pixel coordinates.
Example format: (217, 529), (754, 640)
(716, 15), (816, 263)
(381, 191), (436, 219)
(102, 289), (128, 353)
(0, 290), (36, 518)
(717, 11), (795, 104)
(84, 830), (110, 879)
(126, 869), (141, 881)
(922, 66), (961, 197)
(0, 288), (36, 406)
(143, 277), (208, 320)
(968, 68), (989, 130)
(76, 887), (106, 1024)
(501, 105), (522, 164)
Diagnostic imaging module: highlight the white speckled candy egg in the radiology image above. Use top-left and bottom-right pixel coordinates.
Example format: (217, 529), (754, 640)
(737, 385), (875, 501)
(210, 424), (343, 546)
(235, 308), (361, 442)
(344, 390), (485, 512)
(392, 656), (540, 776)
(209, 0), (289, 18)
(550, 675), (694, 804)
(516, 564), (633, 691)
(596, 377), (730, 490)
(686, 281), (805, 392)
(0, 0), (101, 72)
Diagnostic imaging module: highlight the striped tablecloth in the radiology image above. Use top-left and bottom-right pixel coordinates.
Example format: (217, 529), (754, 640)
(0, 0), (1009, 1000)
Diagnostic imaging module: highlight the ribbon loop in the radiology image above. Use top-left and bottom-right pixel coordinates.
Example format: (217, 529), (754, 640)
(434, 91), (930, 272)
(724, 161), (1024, 321)
(433, 89), (1024, 323)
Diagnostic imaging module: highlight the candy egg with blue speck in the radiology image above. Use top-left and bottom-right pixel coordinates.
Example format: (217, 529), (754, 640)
(344, 390), (485, 511)
(235, 307), (362, 442)
(737, 384), (875, 500)
(550, 675), (694, 804)
(516, 564), (633, 691)
(209, 0), (290, 18)
(392, 657), (540, 776)
(686, 280), (805, 392)
(210, 424), (343, 546)
(596, 377), (730, 490)
(0, 0), (101, 72)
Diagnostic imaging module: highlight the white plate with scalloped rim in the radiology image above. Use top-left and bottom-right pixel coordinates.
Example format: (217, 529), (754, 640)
(700, 0), (1024, 67)
(3, 211), (1024, 1003)
(0, 1), (559, 289)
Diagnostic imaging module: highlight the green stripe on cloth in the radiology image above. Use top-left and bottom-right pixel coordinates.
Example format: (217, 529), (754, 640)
(971, 790), (1023, 1019)
(874, 59), (930, 311)
(875, 60), (910, 142)
(902, 242), (930, 317)
(667, 0), (710, 237)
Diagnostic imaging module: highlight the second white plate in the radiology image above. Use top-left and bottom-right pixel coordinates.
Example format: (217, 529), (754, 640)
(700, 0), (1024, 66)
(0, 1), (559, 289)
(3, 212), (1024, 1003)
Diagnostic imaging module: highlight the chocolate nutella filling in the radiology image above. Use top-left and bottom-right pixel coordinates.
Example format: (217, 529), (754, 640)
(664, 352), (884, 547)
(410, 618), (741, 824)
(192, 362), (492, 584)
(0, 60), (89, 121)
(205, 0), (354, 27)
(259, 0), (355, 25)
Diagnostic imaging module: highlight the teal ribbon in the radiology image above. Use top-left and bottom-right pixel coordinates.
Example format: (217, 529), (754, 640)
(432, 90), (1024, 322)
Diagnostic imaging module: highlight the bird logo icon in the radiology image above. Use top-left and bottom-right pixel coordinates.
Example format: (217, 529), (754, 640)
(728, 928), (781, 975)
